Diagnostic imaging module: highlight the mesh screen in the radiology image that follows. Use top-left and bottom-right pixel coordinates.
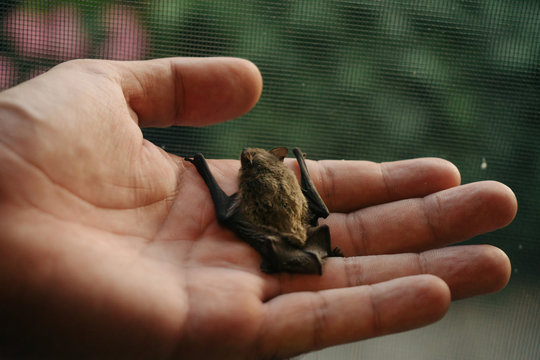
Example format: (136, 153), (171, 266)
(1, 1), (538, 359)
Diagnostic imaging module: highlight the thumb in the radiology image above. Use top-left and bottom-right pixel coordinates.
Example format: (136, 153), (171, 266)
(109, 57), (263, 127)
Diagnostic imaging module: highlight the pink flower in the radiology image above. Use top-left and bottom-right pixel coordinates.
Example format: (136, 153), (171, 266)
(0, 56), (17, 90)
(4, 8), (47, 59)
(47, 6), (89, 60)
(100, 5), (148, 60)
(4, 6), (89, 61)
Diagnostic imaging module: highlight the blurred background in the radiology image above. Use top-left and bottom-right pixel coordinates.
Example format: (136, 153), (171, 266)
(1, 1), (538, 358)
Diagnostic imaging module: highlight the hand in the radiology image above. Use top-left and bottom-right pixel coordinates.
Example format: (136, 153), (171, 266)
(0, 58), (517, 359)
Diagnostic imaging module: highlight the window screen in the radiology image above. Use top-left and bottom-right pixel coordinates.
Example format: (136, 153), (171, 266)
(1, 1), (538, 359)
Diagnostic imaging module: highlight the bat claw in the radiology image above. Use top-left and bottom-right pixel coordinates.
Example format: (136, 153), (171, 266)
(184, 153), (204, 164)
(331, 247), (344, 257)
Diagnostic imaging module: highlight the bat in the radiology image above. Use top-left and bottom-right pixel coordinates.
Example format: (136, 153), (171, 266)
(185, 147), (343, 274)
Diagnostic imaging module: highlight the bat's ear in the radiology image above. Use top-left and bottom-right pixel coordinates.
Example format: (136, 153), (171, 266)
(269, 147), (288, 161)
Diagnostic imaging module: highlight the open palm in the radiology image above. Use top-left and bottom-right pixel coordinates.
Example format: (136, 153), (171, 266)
(0, 58), (517, 359)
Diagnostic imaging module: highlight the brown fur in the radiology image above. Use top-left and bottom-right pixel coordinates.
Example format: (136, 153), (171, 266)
(237, 148), (308, 247)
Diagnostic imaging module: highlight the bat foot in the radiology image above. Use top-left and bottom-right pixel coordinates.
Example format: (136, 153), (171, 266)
(184, 153), (207, 168)
(330, 247), (344, 257)
(184, 153), (202, 163)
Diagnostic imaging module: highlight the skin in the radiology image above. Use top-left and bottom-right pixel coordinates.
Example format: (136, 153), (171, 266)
(0, 57), (517, 359)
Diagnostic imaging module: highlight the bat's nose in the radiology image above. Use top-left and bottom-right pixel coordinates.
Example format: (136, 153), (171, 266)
(241, 148), (253, 167)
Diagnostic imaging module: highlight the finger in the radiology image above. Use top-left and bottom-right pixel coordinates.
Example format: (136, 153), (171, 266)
(272, 245), (510, 300)
(261, 275), (449, 358)
(420, 245), (511, 299)
(327, 180), (517, 255)
(289, 157), (461, 213)
(108, 57), (262, 127)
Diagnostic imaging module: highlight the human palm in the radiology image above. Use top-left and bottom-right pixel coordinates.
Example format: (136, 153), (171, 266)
(0, 58), (517, 359)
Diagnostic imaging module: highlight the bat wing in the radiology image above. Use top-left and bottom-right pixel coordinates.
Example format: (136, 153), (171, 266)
(292, 147), (330, 226)
(306, 225), (344, 258)
(185, 153), (235, 224)
(223, 212), (325, 274)
(293, 148), (344, 258)
(264, 224), (340, 274)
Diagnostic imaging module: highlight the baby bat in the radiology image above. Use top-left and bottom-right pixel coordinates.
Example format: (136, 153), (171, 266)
(185, 147), (343, 274)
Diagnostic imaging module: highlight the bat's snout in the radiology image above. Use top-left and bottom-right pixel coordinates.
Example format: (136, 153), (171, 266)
(241, 148), (254, 167)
